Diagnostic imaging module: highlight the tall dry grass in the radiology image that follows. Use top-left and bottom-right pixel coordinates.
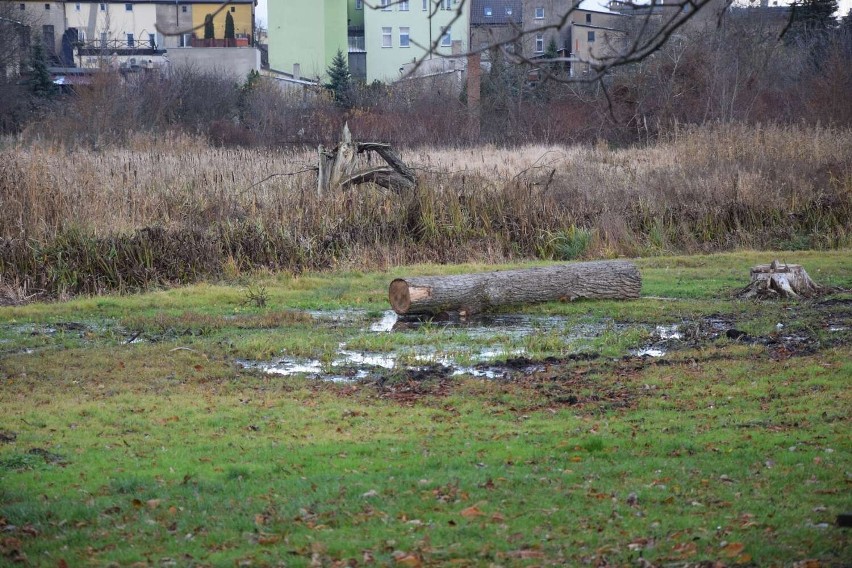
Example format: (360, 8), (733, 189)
(1, 123), (850, 299)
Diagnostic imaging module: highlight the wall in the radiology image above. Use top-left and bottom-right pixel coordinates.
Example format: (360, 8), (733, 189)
(64, 3), (158, 48)
(167, 46), (261, 79)
(364, 0), (469, 83)
(155, 3), (195, 49)
(267, 0), (347, 80)
(19, 1), (65, 57)
(191, 2), (253, 41)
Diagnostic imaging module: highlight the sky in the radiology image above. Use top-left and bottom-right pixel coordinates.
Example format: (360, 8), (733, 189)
(252, 0), (850, 29)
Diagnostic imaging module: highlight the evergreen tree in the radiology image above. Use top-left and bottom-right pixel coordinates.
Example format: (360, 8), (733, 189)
(204, 14), (215, 40)
(225, 12), (235, 40)
(28, 42), (54, 98)
(544, 37), (560, 76)
(788, 0), (839, 40)
(324, 49), (352, 108)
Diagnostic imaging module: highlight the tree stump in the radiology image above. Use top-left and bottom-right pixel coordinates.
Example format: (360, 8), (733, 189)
(738, 260), (824, 300)
(317, 123), (416, 196)
(389, 260), (641, 317)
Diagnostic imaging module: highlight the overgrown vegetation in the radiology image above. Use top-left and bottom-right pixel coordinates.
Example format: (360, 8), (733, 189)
(1, 123), (849, 299)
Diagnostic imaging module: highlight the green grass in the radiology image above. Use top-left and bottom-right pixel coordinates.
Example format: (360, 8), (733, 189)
(0, 251), (850, 566)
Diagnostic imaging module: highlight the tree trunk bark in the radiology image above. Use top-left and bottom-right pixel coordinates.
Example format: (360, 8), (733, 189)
(738, 260), (824, 299)
(389, 260), (641, 316)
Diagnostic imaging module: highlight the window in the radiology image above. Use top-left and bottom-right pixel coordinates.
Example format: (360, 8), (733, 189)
(127, 33), (134, 47)
(422, 0), (428, 10)
(484, 6), (492, 17)
(44, 3), (50, 10)
(381, 26), (392, 47)
(380, 0), (390, 10)
(535, 33), (543, 53)
(125, 3), (133, 12)
(75, 3), (81, 11)
(230, 6), (235, 11)
(149, 33), (155, 47)
(182, 5), (187, 12)
(19, 3), (24, 9)
(440, 26), (451, 46)
(505, 6), (512, 15)
(587, 30), (595, 42)
(100, 32), (107, 46)
(534, 7), (544, 19)
(399, 26), (410, 47)
(77, 29), (86, 43)
(444, 0), (452, 9)
(399, 0), (409, 10)
(100, 3), (106, 11)
(585, 13), (591, 23)
(355, 0), (362, 9)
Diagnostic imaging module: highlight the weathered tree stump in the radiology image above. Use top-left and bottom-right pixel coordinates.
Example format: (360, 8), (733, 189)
(738, 260), (824, 299)
(389, 260), (641, 316)
(317, 123), (416, 196)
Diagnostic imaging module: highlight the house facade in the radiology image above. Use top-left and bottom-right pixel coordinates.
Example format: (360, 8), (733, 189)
(267, 0), (347, 80)
(268, 0), (469, 83)
(364, 0), (469, 83)
(16, 1), (66, 61)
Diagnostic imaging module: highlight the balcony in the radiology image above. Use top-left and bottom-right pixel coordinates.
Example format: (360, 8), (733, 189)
(348, 35), (365, 53)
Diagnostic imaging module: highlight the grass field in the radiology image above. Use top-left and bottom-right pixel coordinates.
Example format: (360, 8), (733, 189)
(0, 251), (850, 566)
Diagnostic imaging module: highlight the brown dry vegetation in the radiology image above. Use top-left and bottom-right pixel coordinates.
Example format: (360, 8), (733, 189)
(1, 123), (850, 299)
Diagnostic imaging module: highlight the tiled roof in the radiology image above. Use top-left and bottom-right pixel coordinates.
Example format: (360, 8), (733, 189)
(470, 0), (523, 25)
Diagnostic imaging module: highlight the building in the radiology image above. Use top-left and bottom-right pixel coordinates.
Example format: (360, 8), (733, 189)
(268, 0), (469, 84)
(16, 1), (65, 62)
(267, 0), (348, 81)
(470, 0), (523, 59)
(364, 0), (469, 83)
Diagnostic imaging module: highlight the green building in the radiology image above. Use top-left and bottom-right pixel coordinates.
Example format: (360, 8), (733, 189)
(268, 0), (469, 83)
(267, 0), (348, 81)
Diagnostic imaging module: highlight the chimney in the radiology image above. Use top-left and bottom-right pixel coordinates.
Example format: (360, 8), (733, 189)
(293, 63), (301, 80)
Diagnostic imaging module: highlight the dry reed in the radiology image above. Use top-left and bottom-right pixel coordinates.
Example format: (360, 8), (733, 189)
(1, 123), (849, 298)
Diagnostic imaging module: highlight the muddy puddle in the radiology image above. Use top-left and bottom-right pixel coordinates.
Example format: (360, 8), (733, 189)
(238, 311), (734, 382)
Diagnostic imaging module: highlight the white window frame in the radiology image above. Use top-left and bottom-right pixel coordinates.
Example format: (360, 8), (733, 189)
(506, 6), (512, 15)
(127, 32), (135, 47)
(381, 0), (391, 11)
(535, 7), (544, 19)
(125, 3), (133, 12)
(535, 33), (544, 53)
(399, 26), (410, 47)
(440, 26), (451, 47)
(99, 3), (106, 11)
(381, 26), (392, 48)
(484, 6), (492, 17)
(585, 13), (592, 23)
(587, 30), (595, 42)
(355, 0), (362, 9)
(422, 0), (428, 10)
(443, 0), (452, 9)
(75, 3), (81, 11)
(399, 0), (409, 10)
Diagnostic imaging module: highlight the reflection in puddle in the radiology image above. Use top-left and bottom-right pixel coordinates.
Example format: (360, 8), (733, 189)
(636, 348), (666, 357)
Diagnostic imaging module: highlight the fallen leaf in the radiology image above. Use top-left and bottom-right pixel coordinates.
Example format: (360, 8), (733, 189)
(392, 551), (421, 566)
(506, 549), (544, 559)
(258, 534), (281, 545)
(131, 498), (143, 509)
(722, 542), (745, 558)
(672, 541), (697, 558)
(146, 499), (161, 509)
(460, 505), (485, 518)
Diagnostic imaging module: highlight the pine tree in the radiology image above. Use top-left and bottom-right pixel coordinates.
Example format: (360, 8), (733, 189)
(204, 14), (215, 40)
(788, 0), (839, 40)
(225, 12), (235, 40)
(325, 49), (352, 108)
(28, 42), (54, 98)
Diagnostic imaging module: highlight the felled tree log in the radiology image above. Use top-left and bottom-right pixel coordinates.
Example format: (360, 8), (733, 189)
(738, 260), (824, 299)
(389, 260), (641, 316)
(317, 124), (416, 196)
